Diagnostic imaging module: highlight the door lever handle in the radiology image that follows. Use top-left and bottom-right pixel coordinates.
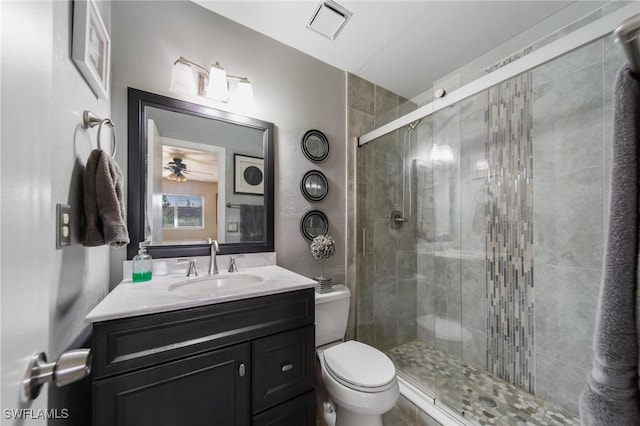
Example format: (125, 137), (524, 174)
(22, 349), (92, 401)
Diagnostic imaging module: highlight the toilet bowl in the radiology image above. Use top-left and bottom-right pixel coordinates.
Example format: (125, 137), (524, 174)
(318, 341), (399, 426)
(315, 286), (399, 426)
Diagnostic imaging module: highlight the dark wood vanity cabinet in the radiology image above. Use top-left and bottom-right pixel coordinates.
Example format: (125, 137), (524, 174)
(91, 289), (315, 426)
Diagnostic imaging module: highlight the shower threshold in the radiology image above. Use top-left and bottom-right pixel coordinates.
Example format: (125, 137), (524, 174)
(386, 341), (580, 425)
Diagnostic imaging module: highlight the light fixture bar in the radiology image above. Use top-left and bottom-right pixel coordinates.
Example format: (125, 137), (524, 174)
(170, 56), (254, 109)
(174, 56), (208, 75)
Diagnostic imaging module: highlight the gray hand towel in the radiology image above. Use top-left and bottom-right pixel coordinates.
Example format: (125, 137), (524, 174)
(82, 149), (130, 248)
(579, 65), (640, 425)
(240, 204), (264, 242)
(83, 150), (103, 246)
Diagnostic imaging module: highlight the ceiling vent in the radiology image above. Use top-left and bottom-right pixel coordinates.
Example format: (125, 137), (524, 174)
(307, 0), (353, 40)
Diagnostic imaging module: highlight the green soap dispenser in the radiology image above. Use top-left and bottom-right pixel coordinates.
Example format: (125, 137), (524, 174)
(132, 241), (153, 282)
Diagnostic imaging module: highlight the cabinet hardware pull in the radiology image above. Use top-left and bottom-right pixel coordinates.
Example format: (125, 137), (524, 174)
(281, 363), (293, 372)
(238, 363), (246, 377)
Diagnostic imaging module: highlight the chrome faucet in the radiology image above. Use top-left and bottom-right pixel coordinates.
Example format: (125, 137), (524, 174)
(177, 258), (198, 277)
(206, 238), (219, 275)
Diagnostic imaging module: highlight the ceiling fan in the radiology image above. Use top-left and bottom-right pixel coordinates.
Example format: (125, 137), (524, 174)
(163, 157), (217, 183)
(164, 157), (189, 182)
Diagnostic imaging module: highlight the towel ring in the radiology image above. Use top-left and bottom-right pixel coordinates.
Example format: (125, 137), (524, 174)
(97, 119), (116, 157)
(83, 111), (117, 157)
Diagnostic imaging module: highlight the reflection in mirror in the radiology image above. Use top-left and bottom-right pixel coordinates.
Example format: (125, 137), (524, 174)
(128, 88), (274, 259)
(300, 210), (329, 241)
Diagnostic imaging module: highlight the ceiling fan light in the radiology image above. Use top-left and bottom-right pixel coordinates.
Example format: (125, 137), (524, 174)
(207, 62), (229, 102)
(166, 173), (178, 181)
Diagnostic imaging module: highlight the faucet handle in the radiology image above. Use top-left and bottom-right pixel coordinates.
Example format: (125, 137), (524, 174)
(228, 255), (244, 273)
(177, 258), (198, 277)
(228, 257), (238, 273)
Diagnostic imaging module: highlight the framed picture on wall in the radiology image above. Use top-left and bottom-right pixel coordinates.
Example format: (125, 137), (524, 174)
(72, 0), (110, 99)
(234, 154), (264, 195)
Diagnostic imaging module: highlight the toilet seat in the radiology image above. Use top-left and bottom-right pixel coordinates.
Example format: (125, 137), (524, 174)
(322, 341), (396, 393)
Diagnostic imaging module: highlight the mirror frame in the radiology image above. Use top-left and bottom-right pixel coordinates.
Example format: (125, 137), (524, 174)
(127, 88), (275, 259)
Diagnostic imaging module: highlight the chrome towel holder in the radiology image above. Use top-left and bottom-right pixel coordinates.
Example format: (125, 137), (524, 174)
(83, 110), (116, 157)
(615, 14), (640, 75)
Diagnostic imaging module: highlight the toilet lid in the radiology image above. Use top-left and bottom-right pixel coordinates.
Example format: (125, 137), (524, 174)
(323, 341), (396, 389)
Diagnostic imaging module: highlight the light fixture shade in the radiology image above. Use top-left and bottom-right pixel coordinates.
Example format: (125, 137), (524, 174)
(429, 144), (455, 163)
(234, 78), (254, 109)
(207, 62), (229, 101)
(170, 59), (197, 95)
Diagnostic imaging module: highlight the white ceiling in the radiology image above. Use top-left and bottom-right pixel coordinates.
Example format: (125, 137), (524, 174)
(193, 1), (606, 100)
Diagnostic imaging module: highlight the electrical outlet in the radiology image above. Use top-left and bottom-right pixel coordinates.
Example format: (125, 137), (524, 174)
(56, 204), (71, 248)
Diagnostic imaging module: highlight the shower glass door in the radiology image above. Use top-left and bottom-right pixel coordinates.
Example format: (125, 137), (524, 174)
(429, 94), (465, 415)
(353, 100), (468, 417)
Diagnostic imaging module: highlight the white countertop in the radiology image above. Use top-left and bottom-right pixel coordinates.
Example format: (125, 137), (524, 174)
(86, 264), (317, 323)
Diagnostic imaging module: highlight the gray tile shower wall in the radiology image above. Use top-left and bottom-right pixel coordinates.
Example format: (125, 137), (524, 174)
(348, 73), (419, 350)
(530, 36), (626, 413)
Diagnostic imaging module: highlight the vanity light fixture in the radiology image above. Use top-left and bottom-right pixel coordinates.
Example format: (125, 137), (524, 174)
(170, 56), (253, 106)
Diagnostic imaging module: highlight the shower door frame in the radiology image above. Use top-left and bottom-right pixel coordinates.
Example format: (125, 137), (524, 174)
(358, 3), (639, 147)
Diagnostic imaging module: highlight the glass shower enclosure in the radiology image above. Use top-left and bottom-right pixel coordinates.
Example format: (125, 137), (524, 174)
(353, 4), (631, 423)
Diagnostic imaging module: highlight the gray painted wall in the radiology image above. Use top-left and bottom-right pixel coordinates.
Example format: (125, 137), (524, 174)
(110, 1), (346, 286)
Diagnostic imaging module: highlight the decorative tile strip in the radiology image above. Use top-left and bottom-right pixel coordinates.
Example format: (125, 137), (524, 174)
(485, 72), (535, 393)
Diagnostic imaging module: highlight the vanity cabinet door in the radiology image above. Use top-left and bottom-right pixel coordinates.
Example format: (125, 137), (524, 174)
(252, 325), (315, 413)
(94, 343), (250, 426)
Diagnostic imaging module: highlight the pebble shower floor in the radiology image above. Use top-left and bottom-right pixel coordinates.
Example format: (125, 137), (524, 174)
(385, 341), (580, 426)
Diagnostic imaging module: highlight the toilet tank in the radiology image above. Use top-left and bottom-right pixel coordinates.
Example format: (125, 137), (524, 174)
(315, 285), (350, 347)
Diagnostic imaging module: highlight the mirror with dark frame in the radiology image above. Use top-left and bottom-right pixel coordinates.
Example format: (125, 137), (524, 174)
(127, 88), (274, 259)
(301, 129), (329, 163)
(300, 170), (329, 202)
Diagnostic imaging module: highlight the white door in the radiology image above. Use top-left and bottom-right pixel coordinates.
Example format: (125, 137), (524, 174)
(1, 1), (53, 423)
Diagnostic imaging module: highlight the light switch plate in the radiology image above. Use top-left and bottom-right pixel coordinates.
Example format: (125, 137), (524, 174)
(56, 204), (71, 248)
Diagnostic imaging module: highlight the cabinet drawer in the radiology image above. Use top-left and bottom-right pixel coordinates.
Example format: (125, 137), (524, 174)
(252, 390), (315, 426)
(252, 325), (315, 413)
(93, 289), (314, 379)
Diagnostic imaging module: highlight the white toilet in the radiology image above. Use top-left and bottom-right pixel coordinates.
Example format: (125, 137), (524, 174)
(315, 285), (399, 426)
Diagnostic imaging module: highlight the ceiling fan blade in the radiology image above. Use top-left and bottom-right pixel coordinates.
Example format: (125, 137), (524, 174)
(183, 170), (216, 175)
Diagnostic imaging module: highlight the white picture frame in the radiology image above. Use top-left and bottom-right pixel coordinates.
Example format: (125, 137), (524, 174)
(72, 0), (110, 100)
(234, 154), (264, 195)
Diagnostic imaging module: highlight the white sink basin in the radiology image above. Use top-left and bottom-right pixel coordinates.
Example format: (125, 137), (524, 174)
(169, 274), (264, 297)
